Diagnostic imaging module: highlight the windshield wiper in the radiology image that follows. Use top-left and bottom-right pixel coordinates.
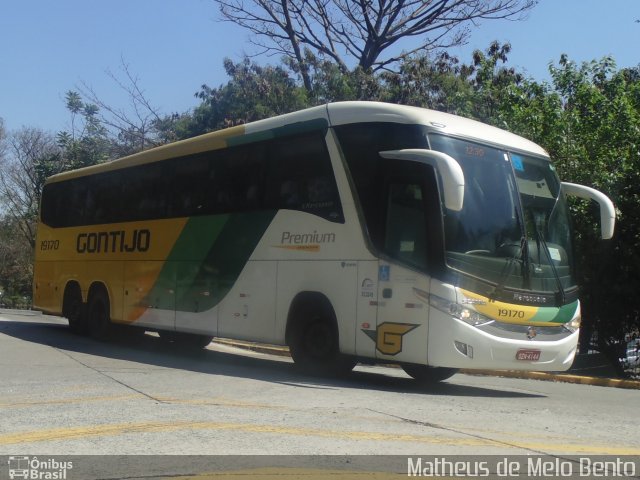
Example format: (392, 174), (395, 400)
(489, 208), (529, 301)
(530, 210), (566, 305)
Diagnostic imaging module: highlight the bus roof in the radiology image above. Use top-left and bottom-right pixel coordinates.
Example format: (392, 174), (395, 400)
(326, 102), (549, 157)
(46, 101), (549, 184)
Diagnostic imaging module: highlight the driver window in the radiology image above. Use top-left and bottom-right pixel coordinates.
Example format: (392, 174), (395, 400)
(384, 182), (428, 270)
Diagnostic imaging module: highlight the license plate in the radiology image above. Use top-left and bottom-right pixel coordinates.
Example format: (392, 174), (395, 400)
(516, 349), (541, 361)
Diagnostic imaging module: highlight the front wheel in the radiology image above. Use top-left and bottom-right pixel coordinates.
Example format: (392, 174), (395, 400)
(402, 364), (458, 384)
(289, 310), (356, 375)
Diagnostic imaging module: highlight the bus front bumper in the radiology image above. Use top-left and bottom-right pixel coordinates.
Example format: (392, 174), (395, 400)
(427, 308), (578, 372)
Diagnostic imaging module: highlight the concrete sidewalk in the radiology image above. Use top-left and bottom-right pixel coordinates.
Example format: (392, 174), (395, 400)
(212, 338), (640, 390)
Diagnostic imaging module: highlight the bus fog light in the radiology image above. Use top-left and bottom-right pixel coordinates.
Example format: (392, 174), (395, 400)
(454, 341), (473, 358)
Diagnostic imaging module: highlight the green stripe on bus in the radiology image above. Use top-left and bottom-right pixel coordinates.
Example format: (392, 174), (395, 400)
(226, 118), (329, 147)
(141, 215), (228, 312)
(530, 300), (579, 324)
(170, 215), (230, 261)
(145, 211), (277, 314)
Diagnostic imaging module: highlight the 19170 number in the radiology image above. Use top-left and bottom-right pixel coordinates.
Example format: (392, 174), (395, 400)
(40, 240), (59, 251)
(498, 308), (525, 319)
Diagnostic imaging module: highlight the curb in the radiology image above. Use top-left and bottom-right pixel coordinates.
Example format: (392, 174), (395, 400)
(460, 369), (640, 390)
(212, 338), (640, 390)
(0, 309), (38, 316)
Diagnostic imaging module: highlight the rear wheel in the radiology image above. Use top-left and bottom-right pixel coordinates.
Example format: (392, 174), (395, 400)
(62, 284), (86, 334)
(288, 299), (356, 375)
(87, 290), (113, 340)
(401, 364), (458, 384)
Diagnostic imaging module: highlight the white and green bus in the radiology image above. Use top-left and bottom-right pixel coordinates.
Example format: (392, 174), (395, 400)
(34, 101), (615, 382)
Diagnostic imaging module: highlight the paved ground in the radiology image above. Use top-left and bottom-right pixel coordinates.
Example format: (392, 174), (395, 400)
(1, 310), (638, 463)
(212, 338), (640, 390)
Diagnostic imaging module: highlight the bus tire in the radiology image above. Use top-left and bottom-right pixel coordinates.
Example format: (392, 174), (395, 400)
(401, 364), (457, 384)
(287, 295), (356, 375)
(159, 331), (213, 349)
(62, 283), (87, 334)
(87, 288), (113, 341)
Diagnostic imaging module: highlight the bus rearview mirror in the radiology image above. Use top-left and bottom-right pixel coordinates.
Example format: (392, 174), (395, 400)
(561, 182), (616, 240)
(379, 149), (465, 211)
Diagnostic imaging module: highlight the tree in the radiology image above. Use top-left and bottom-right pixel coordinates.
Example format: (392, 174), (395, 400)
(0, 128), (61, 248)
(380, 50), (474, 112)
(0, 127), (64, 306)
(56, 91), (112, 169)
(213, 0), (537, 93)
(79, 62), (166, 156)
(0, 118), (6, 159)
(56, 59), (169, 158)
(160, 57), (309, 139)
(547, 57), (640, 359)
(297, 53), (386, 103)
(0, 214), (34, 307)
(483, 56), (640, 365)
(0, 93), (117, 307)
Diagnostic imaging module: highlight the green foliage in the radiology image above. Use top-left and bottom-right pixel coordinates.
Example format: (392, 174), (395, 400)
(552, 58), (640, 353)
(56, 91), (111, 169)
(179, 46), (640, 362)
(0, 93), (111, 305)
(380, 51), (475, 113)
(301, 54), (384, 103)
(168, 58), (309, 138)
(3, 40), (639, 365)
(0, 215), (33, 307)
(486, 56), (640, 357)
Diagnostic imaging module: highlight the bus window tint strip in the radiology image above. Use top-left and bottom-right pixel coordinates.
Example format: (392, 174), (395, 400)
(40, 131), (344, 227)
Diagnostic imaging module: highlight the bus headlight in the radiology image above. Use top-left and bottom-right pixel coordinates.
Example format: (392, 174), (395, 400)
(430, 295), (494, 327)
(564, 312), (581, 333)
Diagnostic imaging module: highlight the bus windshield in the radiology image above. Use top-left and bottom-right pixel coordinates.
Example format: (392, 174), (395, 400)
(428, 134), (576, 294)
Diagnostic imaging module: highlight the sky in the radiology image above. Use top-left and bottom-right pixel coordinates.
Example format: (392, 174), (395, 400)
(0, 0), (638, 134)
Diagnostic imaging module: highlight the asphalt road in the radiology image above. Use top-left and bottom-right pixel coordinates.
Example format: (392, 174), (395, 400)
(1, 310), (638, 459)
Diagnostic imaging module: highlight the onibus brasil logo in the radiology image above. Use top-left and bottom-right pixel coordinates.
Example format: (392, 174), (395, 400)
(7, 456), (73, 480)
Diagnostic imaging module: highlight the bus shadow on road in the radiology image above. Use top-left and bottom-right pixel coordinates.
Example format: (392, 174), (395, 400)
(0, 318), (546, 399)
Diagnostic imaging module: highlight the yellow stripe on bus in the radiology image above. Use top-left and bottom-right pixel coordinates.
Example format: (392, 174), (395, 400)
(460, 289), (540, 325)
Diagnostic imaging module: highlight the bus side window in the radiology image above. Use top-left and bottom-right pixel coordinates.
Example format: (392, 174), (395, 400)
(90, 173), (123, 224)
(172, 154), (213, 217)
(41, 182), (66, 227)
(266, 132), (343, 222)
(384, 181), (428, 270)
(42, 179), (88, 227)
(243, 145), (268, 209)
(68, 182), (89, 225)
(117, 162), (168, 222)
(210, 144), (267, 214)
(279, 179), (300, 207)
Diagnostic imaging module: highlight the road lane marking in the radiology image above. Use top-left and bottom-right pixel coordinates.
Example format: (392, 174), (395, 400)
(156, 396), (288, 410)
(176, 468), (402, 479)
(0, 394), (143, 408)
(1, 420), (638, 454)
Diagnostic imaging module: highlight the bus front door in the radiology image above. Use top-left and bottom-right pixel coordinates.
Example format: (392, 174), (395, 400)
(375, 261), (429, 365)
(373, 179), (431, 365)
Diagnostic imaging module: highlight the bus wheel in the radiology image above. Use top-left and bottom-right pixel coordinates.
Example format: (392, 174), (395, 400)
(401, 364), (458, 384)
(87, 290), (113, 340)
(159, 331), (213, 349)
(288, 302), (356, 375)
(62, 284), (86, 334)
